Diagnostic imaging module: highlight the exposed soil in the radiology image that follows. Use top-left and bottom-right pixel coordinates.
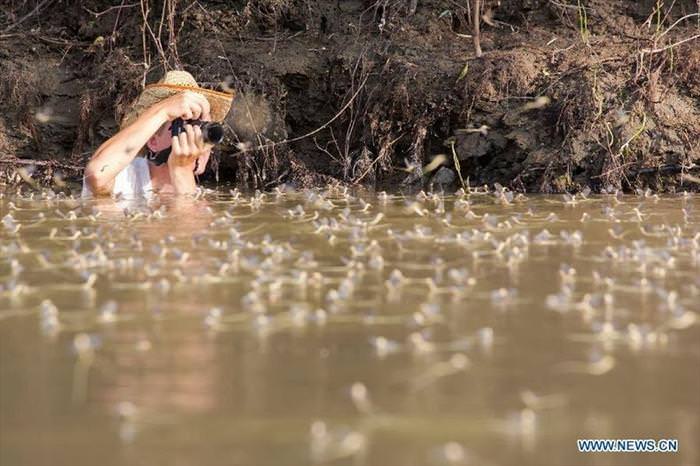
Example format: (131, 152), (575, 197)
(1, 0), (700, 192)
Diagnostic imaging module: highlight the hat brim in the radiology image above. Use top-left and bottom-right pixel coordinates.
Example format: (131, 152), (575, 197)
(121, 84), (234, 129)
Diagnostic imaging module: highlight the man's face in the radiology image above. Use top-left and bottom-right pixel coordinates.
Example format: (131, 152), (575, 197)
(146, 121), (173, 152)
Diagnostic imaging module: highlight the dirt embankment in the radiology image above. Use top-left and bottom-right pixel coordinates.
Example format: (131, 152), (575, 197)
(1, 0), (699, 192)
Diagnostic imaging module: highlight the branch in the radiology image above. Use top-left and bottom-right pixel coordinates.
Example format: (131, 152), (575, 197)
(83, 3), (139, 18)
(261, 73), (370, 148)
(656, 13), (700, 39)
(643, 33), (700, 53)
(473, 0), (482, 57)
(2, 0), (53, 33)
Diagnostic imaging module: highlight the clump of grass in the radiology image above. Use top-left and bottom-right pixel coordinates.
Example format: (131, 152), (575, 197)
(618, 112), (647, 156)
(450, 140), (467, 190)
(577, 0), (589, 44)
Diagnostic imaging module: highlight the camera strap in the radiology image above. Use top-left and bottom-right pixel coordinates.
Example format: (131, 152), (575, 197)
(146, 148), (171, 166)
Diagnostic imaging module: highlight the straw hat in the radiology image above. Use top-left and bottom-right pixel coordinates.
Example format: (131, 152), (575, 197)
(121, 70), (234, 128)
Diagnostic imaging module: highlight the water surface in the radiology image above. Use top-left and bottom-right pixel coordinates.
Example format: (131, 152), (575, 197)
(1, 187), (698, 466)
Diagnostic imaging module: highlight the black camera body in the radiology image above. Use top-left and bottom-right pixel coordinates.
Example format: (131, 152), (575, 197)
(147, 118), (226, 166)
(170, 118), (225, 145)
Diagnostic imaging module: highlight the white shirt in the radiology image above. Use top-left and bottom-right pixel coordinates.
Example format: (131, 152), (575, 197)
(82, 157), (153, 198)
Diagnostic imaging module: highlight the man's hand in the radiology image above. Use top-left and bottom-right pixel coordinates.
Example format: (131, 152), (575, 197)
(166, 123), (212, 195)
(168, 124), (213, 171)
(158, 91), (212, 122)
(194, 149), (212, 176)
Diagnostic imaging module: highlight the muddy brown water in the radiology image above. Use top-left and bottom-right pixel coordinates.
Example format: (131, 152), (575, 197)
(1, 187), (699, 466)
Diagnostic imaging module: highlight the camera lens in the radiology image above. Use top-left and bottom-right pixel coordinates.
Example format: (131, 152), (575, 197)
(201, 123), (225, 145)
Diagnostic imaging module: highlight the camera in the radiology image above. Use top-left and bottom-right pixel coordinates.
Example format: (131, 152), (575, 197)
(147, 118), (227, 166)
(170, 118), (225, 145)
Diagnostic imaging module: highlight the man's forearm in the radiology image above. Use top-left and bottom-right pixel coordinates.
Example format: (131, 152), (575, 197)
(85, 104), (169, 192)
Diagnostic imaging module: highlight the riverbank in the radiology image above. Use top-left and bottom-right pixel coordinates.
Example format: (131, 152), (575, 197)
(1, 0), (699, 192)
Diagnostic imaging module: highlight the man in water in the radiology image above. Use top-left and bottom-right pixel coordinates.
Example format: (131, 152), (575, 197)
(83, 71), (233, 197)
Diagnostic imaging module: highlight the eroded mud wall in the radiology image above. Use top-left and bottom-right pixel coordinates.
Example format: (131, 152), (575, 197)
(1, 0), (699, 191)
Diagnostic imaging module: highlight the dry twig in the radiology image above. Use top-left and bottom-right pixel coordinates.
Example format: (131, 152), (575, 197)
(472, 0), (483, 57)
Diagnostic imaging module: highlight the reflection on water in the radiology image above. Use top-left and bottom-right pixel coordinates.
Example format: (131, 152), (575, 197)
(1, 186), (699, 466)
